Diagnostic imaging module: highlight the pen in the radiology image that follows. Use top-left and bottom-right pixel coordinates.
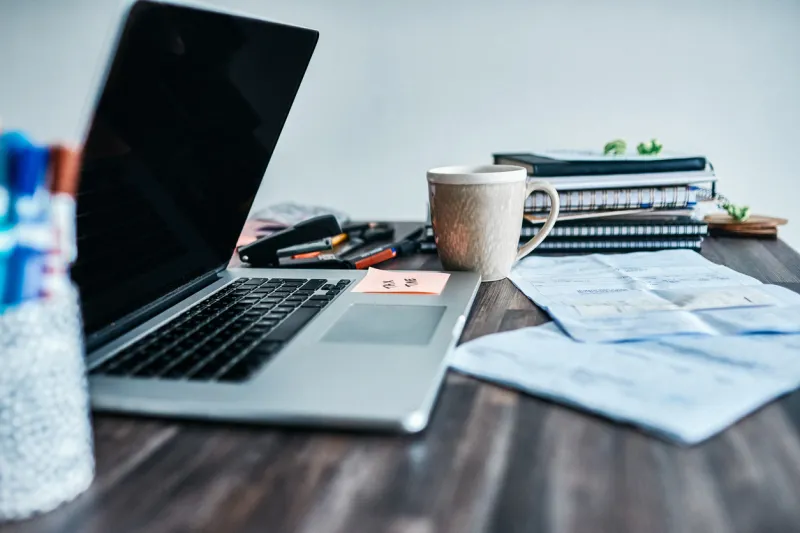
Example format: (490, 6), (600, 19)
(332, 236), (365, 257)
(283, 232), (351, 259)
(289, 235), (365, 260)
(349, 228), (424, 268)
(276, 244), (396, 269)
(276, 227), (423, 269)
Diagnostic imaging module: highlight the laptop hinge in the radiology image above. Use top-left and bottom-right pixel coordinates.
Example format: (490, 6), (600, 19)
(84, 265), (227, 353)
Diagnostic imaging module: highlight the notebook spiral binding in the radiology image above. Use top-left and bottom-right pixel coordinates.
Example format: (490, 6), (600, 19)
(526, 185), (697, 213)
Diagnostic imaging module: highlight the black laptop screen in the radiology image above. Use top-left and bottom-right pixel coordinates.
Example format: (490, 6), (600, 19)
(72, 1), (318, 338)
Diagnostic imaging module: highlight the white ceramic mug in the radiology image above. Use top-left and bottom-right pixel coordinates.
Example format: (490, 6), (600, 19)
(427, 165), (559, 282)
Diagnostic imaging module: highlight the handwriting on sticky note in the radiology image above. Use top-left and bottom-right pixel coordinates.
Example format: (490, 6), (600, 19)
(352, 268), (450, 294)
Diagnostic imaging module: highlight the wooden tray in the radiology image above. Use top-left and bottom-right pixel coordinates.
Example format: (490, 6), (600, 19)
(704, 214), (787, 239)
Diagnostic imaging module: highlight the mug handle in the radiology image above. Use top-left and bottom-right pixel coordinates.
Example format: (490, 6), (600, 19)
(516, 181), (560, 262)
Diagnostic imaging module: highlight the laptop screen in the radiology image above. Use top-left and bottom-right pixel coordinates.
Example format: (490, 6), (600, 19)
(72, 1), (318, 339)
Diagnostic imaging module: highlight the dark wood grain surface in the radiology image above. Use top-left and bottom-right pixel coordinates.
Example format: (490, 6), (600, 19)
(4, 231), (800, 533)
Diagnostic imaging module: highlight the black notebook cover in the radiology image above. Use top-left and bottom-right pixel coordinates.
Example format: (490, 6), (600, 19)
(494, 152), (707, 177)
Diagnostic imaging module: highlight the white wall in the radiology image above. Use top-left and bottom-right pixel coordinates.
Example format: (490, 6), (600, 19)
(2, 0), (799, 247)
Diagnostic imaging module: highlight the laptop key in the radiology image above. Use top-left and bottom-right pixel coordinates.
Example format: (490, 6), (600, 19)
(239, 331), (264, 344)
(133, 357), (174, 377)
(217, 363), (252, 382)
(264, 308), (320, 342)
(191, 357), (229, 380)
(301, 300), (326, 308)
(250, 340), (283, 356)
(217, 346), (276, 382)
(228, 339), (252, 353)
(226, 321), (250, 331)
(92, 359), (121, 374)
(301, 279), (327, 291)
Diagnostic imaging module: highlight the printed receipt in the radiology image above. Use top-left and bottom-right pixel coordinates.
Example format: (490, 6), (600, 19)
(352, 268), (450, 294)
(509, 250), (800, 342)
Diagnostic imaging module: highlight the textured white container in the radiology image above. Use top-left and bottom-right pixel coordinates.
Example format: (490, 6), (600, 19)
(0, 287), (94, 521)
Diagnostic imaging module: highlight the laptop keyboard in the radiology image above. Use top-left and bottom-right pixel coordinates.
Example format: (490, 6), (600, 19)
(90, 277), (351, 383)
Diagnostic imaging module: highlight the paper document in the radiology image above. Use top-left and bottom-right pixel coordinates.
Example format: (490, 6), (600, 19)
(510, 250), (800, 342)
(450, 323), (800, 444)
(352, 268), (450, 294)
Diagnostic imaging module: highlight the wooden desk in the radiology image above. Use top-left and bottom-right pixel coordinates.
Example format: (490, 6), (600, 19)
(6, 232), (800, 533)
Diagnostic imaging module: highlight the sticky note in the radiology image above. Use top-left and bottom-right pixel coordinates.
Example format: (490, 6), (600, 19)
(352, 268), (450, 295)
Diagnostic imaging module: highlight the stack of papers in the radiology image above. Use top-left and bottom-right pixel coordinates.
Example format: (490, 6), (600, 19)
(451, 323), (800, 444)
(509, 250), (800, 342)
(451, 250), (800, 444)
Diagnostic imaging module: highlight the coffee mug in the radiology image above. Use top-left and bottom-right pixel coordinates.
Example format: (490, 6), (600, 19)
(427, 165), (559, 282)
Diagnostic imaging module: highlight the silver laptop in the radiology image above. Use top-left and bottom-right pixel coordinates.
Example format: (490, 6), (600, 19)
(78, 1), (480, 433)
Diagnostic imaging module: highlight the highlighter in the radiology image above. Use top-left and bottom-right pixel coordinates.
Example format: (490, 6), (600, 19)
(4, 225), (50, 304)
(3, 136), (50, 304)
(0, 224), (14, 306)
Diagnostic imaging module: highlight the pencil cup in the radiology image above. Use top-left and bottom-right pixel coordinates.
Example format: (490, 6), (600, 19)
(0, 286), (94, 522)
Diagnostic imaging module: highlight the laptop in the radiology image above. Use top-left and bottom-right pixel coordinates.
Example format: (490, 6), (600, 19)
(78, 1), (481, 433)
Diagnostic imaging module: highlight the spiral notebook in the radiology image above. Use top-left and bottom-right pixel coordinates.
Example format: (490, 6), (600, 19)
(530, 237), (704, 253)
(522, 214), (708, 239)
(526, 185), (698, 213)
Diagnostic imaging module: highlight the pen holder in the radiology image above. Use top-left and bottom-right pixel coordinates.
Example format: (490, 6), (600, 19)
(0, 285), (94, 522)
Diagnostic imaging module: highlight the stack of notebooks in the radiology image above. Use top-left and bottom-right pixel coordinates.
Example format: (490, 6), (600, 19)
(500, 150), (715, 253)
(421, 149), (717, 254)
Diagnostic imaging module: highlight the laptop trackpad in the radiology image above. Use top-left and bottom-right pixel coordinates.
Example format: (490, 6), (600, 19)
(322, 304), (446, 346)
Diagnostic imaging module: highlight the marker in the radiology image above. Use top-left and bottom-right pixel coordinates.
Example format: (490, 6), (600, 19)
(50, 145), (82, 264)
(275, 243), (398, 270)
(350, 243), (397, 269)
(43, 145), (82, 297)
(276, 227), (423, 270)
(0, 124), (9, 224)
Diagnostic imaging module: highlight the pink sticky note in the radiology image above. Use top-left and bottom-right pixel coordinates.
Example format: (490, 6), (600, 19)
(352, 268), (450, 295)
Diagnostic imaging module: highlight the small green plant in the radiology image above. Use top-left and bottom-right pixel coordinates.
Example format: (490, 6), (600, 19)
(603, 138), (664, 156)
(636, 139), (663, 155)
(603, 139), (627, 156)
(722, 201), (751, 222)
